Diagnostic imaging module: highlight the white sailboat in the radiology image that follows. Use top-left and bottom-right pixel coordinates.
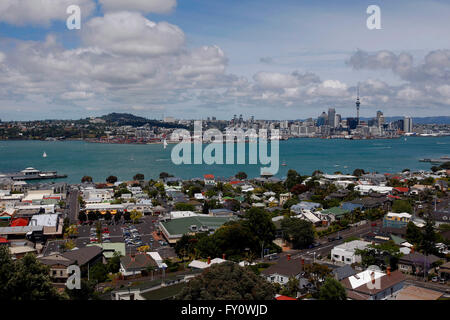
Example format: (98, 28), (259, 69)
(163, 139), (168, 149)
(42, 152), (47, 158)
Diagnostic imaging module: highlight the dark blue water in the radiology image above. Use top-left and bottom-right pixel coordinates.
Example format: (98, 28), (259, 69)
(0, 137), (448, 184)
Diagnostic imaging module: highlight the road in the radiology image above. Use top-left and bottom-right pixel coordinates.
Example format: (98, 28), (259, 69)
(265, 219), (381, 263)
(67, 188), (79, 224)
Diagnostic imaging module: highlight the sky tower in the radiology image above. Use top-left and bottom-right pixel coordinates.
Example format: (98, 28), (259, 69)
(356, 84), (361, 125)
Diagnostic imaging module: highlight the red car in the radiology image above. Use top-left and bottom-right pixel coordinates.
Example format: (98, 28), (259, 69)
(102, 228), (110, 234)
(371, 223), (377, 227)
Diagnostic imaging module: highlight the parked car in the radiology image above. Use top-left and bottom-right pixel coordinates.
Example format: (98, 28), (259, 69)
(432, 276), (439, 282)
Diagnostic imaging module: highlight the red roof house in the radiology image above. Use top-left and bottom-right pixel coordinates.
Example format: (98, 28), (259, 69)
(394, 187), (409, 194)
(10, 218), (29, 227)
(275, 295), (297, 300)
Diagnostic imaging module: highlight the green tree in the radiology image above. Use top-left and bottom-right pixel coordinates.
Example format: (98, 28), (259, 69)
(280, 277), (299, 298)
(81, 176), (93, 183)
(406, 221), (422, 246)
(285, 169), (303, 190)
(420, 217), (438, 255)
(202, 201), (210, 215)
(318, 277), (347, 300)
(0, 246), (15, 299)
(159, 172), (173, 179)
(352, 168), (365, 177)
(130, 210), (143, 224)
(392, 200), (412, 214)
(177, 262), (276, 300)
(243, 208), (276, 258)
(90, 262), (108, 283)
(235, 172), (248, 180)
(133, 173), (145, 181)
(2, 249), (61, 300)
(281, 217), (315, 249)
(174, 202), (195, 211)
(65, 279), (98, 300)
(78, 211), (87, 223)
(106, 175), (118, 184)
(106, 252), (122, 273)
(104, 211), (112, 221)
(283, 197), (299, 209)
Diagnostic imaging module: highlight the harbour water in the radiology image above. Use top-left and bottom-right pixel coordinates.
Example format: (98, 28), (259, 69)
(0, 136), (449, 184)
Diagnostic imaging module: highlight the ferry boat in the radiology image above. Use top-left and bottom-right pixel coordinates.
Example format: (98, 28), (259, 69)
(0, 167), (67, 181)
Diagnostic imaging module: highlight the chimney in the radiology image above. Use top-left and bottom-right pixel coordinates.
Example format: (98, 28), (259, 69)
(222, 253), (226, 260)
(411, 246), (415, 254)
(371, 271), (375, 284)
(387, 266), (391, 276)
(287, 254), (291, 261)
(207, 256), (211, 264)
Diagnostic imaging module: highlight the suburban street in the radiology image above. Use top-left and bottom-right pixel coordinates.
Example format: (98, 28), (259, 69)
(66, 188), (80, 224)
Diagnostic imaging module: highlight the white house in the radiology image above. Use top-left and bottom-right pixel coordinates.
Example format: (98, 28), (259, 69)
(331, 240), (371, 265)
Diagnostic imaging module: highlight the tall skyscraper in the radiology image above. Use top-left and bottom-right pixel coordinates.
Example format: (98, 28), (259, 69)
(356, 85), (361, 125)
(376, 111), (384, 127)
(328, 108), (336, 128)
(317, 111), (328, 127)
(404, 116), (413, 133)
(335, 114), (341, 127)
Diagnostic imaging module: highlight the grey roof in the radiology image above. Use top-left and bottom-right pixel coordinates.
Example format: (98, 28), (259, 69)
(333, 265), (357, 281)
(61, 246), (103, 265)
(261, 258), (312, 277)
(0, 226), (43, 235)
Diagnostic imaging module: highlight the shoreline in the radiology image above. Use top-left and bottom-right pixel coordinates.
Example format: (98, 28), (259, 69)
(2, 134), (449, 145)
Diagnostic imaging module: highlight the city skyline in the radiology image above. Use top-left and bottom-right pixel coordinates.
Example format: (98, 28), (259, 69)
(0, 0), (450, 121)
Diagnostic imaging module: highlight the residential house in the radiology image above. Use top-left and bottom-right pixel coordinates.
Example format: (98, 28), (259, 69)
(204, 174), (216, 186)
(261, 256), (311, 289)
(383, 212), (412, 229)
(341, 268), (405, 300)
(120, 253), (158, 278)
(331, 240), (371, 265)
(398, 252), (440, 275)
(38, 246), (104, 283)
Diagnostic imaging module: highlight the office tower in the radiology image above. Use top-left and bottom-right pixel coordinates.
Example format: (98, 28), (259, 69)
(356, 85), (361, 125)
(404, 116), (413, 133)
(317, 111), (328, 127)
(347, 117), (358, 130)
(376, 111), (384, 127)
(335, 114), (341, 127)
(328, 108), (336, 128)
(239, 114), (243, 123)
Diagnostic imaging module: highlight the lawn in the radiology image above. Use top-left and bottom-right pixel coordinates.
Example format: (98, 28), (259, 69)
(141, 282), (187, 300)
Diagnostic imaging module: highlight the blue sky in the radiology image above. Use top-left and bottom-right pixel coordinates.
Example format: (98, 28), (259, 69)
(0, 0), (449, 120)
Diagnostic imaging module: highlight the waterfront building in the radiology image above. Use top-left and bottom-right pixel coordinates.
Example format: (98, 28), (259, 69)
(328, 108), (336, 128)
(404, 116), (413, 133)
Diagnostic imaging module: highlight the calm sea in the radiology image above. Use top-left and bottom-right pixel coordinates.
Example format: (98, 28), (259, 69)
(0, 137), (449, 184)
